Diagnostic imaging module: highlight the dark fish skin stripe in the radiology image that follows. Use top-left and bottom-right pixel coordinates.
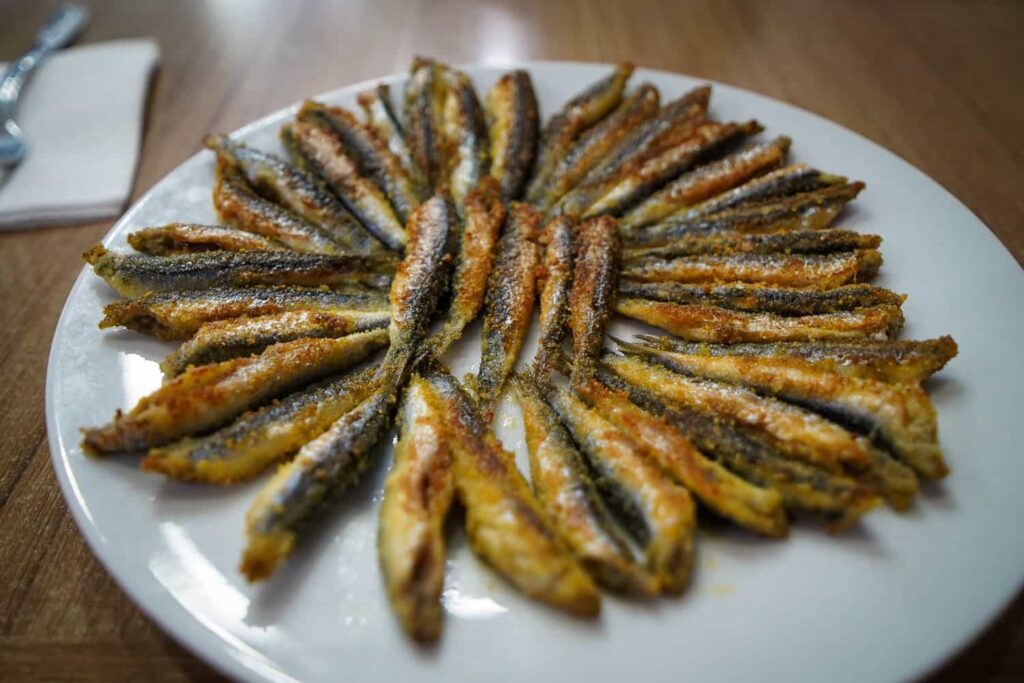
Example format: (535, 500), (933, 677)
(85, 246), (395, 298)
(619, 282), (904, 315)
(623, 183), (866, 247)
(634, 334), (958, 383)
(569, 215), (621, 385)
(485, 70), (540, 202)
(623, 229), (881, 260)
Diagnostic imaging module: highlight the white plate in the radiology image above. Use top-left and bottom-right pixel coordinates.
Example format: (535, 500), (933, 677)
(46, 62), (1024, 682)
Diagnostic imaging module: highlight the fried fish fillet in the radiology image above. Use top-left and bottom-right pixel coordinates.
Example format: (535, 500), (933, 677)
(82, 330), (388, 454)
(484, 69), (539, 201)
(142, 367), (380, 483)
(533, 214), (575, 376)
(424, 364), (600, 616)
(623, 229), (882, 260)
(126, 223), (286, 255)
(378, 375), (455, 642)
(568, 215), (620, 385)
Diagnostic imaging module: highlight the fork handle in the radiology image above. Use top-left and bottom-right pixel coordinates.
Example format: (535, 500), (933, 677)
(0, 5), (90, 120)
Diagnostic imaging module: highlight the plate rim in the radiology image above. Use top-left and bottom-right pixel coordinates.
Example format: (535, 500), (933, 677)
(44, 59), (1024, 683)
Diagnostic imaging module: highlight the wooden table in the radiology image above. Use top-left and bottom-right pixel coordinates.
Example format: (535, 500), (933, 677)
(1, 1), (1021, 680)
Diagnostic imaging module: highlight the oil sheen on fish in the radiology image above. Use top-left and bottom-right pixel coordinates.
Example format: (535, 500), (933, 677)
(568, 215), (620, 385)
(574, 377), (787, 537)
(580, 120), (764, 219)
(595, 366), (879, 530)
(635, 335), (959, 383)
(624, 229), (882, 260)
(533, 215), (575, 377)
(620, 136), (792, 230)
(616, 299), (904, 343)
(311, 101), (423, 225)
(378, 194), (456, 381)
(99, 286), (389, 341)
(525, 63), (634, 205)
(620, 281), (904, 315)
(537, 84), (660, 211)
(141, 367), (379, 483)
(573, 86), (712, 190)
(404, 58), (448, 191)
(423, 364), (600, 616)
(285, 112), (407, 252)
(85, 246), (394, 298)
(605, 352), (874, 474)
(623, 182), (866, 247)
(546, 383), (695, 593)
(475, 202), (541, 416)
(82, 331), (388, 454)
(673, 163), (846, 219)
(358, 83), (425, 193)
(241, 387), (397, 581)
(378, 375), (454, 642)
(513, 374), (656, 595)
(484, 70), (539, 201)
(622, 250), (884, 288)
(212, 154), (344, 255)
(161, 309), (391, 376)
(620, 345), (948, 479)
(205, 134), (383, 254)
(427, 177), (506, 355)
(441, 69), (490, 213)
(126, 223), (286, 255)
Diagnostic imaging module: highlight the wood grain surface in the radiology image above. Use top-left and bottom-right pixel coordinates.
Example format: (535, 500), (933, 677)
(0, 1), (1021, 680)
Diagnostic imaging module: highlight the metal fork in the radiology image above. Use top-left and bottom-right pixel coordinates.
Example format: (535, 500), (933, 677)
(0, 4), (91, 169)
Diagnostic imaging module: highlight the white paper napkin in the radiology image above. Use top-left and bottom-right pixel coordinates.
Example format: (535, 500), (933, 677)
(0, 38), (160, 230)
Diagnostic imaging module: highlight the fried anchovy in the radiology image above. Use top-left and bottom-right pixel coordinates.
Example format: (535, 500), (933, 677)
(404, 58), (448, 191)
(127, 223), (286, 256)
(624, 229), (882, 260)
(513, 374), (657, 594)
(161, 309), (391, 376)
(606, 352), (873, 474)
(576, 86), (712, 188)
(616, 299), (904, 343)
(141, 367), (379, 483)
(427, 178), (506, 355)
(484, 69), (539, 201)
(620, 281), (904, 315)
(241, 386), (397, 581)
(205, 134), (383, 254)
(82, 331), (388, 454)
(442, 69), (490, 213)
(672, 163), (847, 219)
(620, 136), (792, 229)
(569, 215), (620, 385)
(533, 215), (575, 377)
(620, 345), (948, 479)
(623, 183), (866, 247)
(580, 120), (764, 219)
(574, 377), (787, 537)
(635, 335), (958, 383)
(309, 101), (423, 226)
(378, 194), (456, 381)
(475, 202), (541, 417)
(537, 84), (660, 211)
(595, 365), (879, 530)
(547, 383), (695, 593)
(212, 154), (344, 254)
(525, 63), (634, 204)
(285, 112), (407, 252)
(99, 286), (389, 341)
(622, 250), (883, 288)
(84, 246), (394, 298)
(378, 375), (454, 642)
(358, 83), (426, 193)
(423, 364), (600, 616)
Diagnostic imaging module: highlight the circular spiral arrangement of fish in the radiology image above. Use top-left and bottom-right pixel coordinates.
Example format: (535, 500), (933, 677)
(81, 58), (958, 642)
